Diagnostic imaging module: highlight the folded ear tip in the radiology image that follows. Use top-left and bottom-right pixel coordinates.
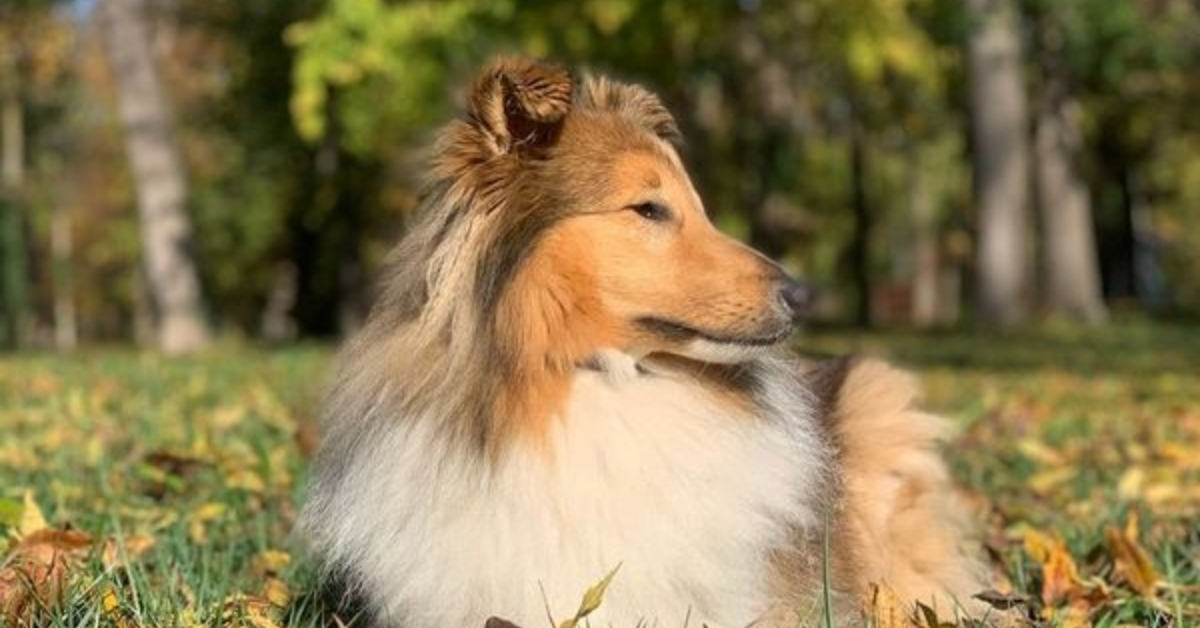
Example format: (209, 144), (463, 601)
(496, 58), (572, 123)
(470, 57), (573, 154)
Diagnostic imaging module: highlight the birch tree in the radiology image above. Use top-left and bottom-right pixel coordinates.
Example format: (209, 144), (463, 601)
(967, 0), (1030, 327)
(100, 0), (210, 353)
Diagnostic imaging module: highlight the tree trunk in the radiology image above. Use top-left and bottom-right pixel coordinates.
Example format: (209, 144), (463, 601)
(967, 0), (1030, 327)
(1034, 72), (1106, 323)
(1, 94), (29, 349)
(908, 147), (940, 328)
(848, 115), (871, 327)
(51, 203), (76, 350)
(100, 0), (210, 354)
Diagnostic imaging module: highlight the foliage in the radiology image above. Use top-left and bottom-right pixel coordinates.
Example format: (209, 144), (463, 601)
(2, 324), (1199, 626)
(287, 0), (507, 155)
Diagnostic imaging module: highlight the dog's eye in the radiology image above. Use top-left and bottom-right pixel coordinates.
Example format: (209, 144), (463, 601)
(631, 202), (672, 223)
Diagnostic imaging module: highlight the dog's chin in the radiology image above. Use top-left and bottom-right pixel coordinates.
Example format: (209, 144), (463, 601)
(674, 334), (790, 364)
(632, 316), (794, 365)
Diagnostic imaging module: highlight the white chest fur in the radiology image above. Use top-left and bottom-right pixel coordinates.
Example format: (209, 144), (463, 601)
(308, 362), (827, 628)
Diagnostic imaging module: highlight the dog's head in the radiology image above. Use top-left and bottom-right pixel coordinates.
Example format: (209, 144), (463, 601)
(428, 58), (812, 372)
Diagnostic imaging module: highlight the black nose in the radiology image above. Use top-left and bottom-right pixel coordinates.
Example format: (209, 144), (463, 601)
(778, 276), (817, 319)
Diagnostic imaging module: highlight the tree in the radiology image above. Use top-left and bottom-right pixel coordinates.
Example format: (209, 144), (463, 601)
(99, 0), (210, 353)
(1032, 11), (1105, 323)
(967, 0), (1030, 327)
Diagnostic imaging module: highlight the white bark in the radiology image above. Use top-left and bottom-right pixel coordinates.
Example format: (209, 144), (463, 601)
(52, 203), (76, 350)
(967, 0), (1030, 327)
(100, 0), (210, 353)
(908, 150), (940, 328)
(1035, 62), (1107, 323)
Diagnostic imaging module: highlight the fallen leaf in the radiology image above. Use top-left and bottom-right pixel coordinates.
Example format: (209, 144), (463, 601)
(189, 502), (227, 544)
(1023, 529), (1083, 607)
(251, 550), (291, 578)
(0, 528), (92, 626)
(18, 492), (47, 537)
(262, 577), (290, 608)
(100, 534), (157, 570)
(1104, 513), (1161, 599)
(1050, 601), (1090, 628)
(863, 582), (914, 628)
(972, 589), (1031, 611)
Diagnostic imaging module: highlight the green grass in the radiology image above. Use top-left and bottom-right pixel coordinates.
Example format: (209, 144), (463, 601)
(1, 321), (1197, 627)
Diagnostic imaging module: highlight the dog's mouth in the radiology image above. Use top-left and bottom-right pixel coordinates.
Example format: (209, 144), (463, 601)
(635, 316), (793, 348)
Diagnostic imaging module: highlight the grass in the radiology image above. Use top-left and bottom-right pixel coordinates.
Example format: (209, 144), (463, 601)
(1, 320), (1198, 627)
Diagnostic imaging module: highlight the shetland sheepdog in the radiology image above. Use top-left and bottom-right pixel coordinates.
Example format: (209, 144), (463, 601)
(298, 59), (990, 628)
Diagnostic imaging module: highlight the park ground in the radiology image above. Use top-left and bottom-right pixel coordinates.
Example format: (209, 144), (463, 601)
(0, 320), (1197, 627)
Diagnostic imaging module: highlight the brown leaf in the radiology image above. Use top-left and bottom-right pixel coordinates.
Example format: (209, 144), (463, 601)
(485, 617), (526, 628)
(973, 589), (1032, 611)
(295, 418), (321, 458)
(250, 550), (291, 578)
(1023, 529), (1085, 607)
(0, 528), (93, 626)
(100, 534), (156, 570)
(1104, 513), (1161, 599)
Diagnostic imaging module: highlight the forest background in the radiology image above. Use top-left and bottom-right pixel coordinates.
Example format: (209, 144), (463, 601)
(2, 0), (1198, 349)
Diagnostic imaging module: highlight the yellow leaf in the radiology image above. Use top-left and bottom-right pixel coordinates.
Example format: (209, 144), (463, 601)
(1023, 529), (1083, 607)
(1105, 514), (1161, 599)
(18, 491), (47, 537)
(251, 550), (291, 577)
(263, 577), (290, 608)
(192, 502), (227, 522)
(862, 582), (913, 628)
(1052, 602), (1091, 628)
(101, 533), (157, 569)
(189, 502), (227, 544)
(1117, 467), (1145, 499)
(557, 564), (620, 628)
(1029, 467), (1076, 495)
(102, 587), (119, 613)
(225, 468), (266, 493)
(1017, 438), (1066, 466)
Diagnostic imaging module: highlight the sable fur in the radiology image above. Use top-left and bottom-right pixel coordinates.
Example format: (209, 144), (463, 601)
(297, 58), (990, 628)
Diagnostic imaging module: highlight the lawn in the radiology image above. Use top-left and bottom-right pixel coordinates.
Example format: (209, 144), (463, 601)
(1, 321), (1197, 627)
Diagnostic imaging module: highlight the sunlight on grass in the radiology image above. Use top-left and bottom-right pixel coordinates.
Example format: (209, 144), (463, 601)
(1, 322), (1198, 626)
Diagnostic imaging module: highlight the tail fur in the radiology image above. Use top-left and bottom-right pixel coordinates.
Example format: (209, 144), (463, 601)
(820, 358), (991, 618)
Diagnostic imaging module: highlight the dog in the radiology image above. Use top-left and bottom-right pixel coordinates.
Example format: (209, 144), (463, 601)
(297, 58), (990, 628)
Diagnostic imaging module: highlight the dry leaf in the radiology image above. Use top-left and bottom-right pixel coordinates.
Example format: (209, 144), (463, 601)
(863, 582), (914, 628)
(262, 577), (290, 608)
(1023, 529), (1083, 607)
(189, 502), (227, 543)
(101, 534), (157, 570)
(17, 492), (47, 537)
(251, 550), (291, 577)
(1050, 601), (1091, 628)
(972, 589), (1031, 611)
(0, 528), (92, 626)
(1104, 513), (1161, 599)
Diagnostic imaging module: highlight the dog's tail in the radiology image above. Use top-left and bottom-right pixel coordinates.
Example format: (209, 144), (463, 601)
(811, 358), (992, 620)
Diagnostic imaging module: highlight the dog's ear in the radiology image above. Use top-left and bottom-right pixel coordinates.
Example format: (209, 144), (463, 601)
(579, 76), (681, 145)
(469, 58), (572, 157)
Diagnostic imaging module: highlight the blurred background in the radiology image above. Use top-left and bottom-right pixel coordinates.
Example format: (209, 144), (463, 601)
(1, 0), (1198, 353)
